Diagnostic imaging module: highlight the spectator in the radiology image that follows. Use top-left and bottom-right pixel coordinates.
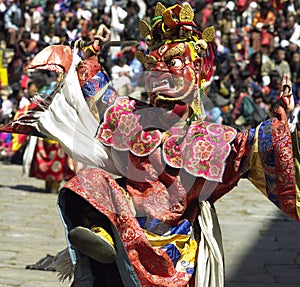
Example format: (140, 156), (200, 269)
(40, 12), (62, 42)
(121, 1), (141, 41)
(23, 3), (42, 33)
(251, 1), (276, 55)
(18, 30), (38, 60)
(0, 132), (12, 161)
(243, 51), (263, 85)
(121, 45), (144, 88)
(271, 46), (292, 79)
(26, 81), (38, 99)
(109, 2), (127, 58)
(278, 13), (300, 59)
(268, 69), (283, 102)
(8, 30), (38, 85)
(7, 83), (30, 110)
(0, 92), (17, 124)
(237, 1), (257, 32)
(111, 56), (133, 96)
(217, 8), (235, 49)
(57, 30), (69, 45)
(66, 16), (80, 42)
(290, 50), (300, 103)
(261, 51), (276, 78)
(252, 89), (269, 126)
(193, 0), (207, 29)
(43, 28), (61, 45)
(198, 2), (215, 29)
(30, 23), (41, 42)
(0, 0), (7, 42)
(231, 82), (255, 129)
(214, 30), (230, 65)
(204, 96), (223, 124)
(282, 0), (298, 16)
(4, 0), (24, 47)
(288, 13), (300, 52)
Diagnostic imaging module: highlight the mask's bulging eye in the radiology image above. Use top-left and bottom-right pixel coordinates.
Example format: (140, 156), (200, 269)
(169, 58), (183, 68)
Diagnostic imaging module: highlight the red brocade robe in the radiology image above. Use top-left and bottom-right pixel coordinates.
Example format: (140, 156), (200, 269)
(1, 50), (300, 286)
(57, 94), (300, 287)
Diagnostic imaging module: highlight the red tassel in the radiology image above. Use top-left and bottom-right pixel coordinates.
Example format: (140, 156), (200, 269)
(205, 42), (215, 81)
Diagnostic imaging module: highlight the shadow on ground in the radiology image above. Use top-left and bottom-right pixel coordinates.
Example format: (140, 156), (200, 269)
(9, 184), (46, 193)
(225, 211), (300, 287)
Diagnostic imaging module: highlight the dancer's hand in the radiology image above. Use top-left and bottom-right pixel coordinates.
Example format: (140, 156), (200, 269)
(280, 74), (294, 112)
(93, 24), (111, 50)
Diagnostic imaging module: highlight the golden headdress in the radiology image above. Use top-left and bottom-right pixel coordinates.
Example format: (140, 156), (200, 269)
(137, 2), (216, 81)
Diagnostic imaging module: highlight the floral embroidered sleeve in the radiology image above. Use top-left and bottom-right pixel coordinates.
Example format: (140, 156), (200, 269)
(212, 104), (300, 222)
(247, 105), (300, 222)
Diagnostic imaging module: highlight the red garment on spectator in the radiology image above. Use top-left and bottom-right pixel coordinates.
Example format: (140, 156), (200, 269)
(29, 138), (74, 182)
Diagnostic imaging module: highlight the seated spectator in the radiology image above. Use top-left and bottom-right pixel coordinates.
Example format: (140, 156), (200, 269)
(288, 13), (300, 53)
(66, 17), (80, 42)
(111, 56), (133, 96)
(4, 0), (23, 47)
(251, 2), (276, 55)
(23, 3), (42, 33)
(243, 51), (263, 85)
(19, 30), (39, 59)
(270, 47), (292, 79)
(40, 12), (60, 40)
(118, 46), (144, 89)
(217, 8), (235, 49)
(290, 51), (300, 103)
(0, 93), (16, 124)
(231, 82), (255, 129)
(43, 27), (60, 45)
(30, 23), (41, 42)
(261, 52), (276, 78)
(252, 90), (269, 126)
(268, 69), (283, 102)
(121, 1), (141, 41)
(8, 30), (38, 84)
(213, 31), (230, 64)
(279, 13), (300, 59)
(0, 0), (7, 43)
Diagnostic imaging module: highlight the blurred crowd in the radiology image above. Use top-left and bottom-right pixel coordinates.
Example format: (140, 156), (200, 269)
(0, 0), (300, 162)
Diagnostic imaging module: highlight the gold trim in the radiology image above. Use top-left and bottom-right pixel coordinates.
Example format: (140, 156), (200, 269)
(165, 43), (185, 60)
(139, 19), (151, 39)
(154, 2), (166, 17)
(179, 4), (194, 22)
(202, 26), (215, 42)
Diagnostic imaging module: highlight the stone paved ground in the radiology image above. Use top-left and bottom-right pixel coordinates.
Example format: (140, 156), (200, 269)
(215, 180), (300, 287)
(1, 162), (300, 286)
(0, 162), (69, 287)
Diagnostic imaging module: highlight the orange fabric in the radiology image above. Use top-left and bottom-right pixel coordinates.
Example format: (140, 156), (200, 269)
(252, 11), (276, 28)
(25, 45), (72, 74)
